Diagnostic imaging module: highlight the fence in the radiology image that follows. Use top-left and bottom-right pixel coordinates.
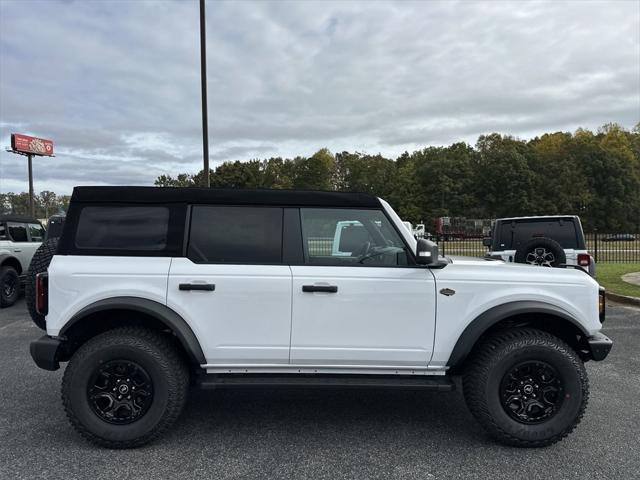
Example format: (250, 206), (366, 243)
(586, 233), (640, 263)
(434, 233), (640, 263)
(306, 234), (640, 263)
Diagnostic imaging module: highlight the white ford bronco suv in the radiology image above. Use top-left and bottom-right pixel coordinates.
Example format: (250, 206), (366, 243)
(30, 187), (612, 449)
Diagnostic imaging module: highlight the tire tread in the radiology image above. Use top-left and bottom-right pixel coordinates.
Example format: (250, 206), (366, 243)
(61, 326), (189, 449)
(26, 238), (59, 329)
(463, 328), (589, 447)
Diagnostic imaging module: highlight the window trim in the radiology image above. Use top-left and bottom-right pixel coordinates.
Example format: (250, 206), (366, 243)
(186, 204), (285, 265)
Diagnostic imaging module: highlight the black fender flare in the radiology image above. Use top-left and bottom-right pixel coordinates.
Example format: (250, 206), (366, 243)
(60, 296), (206, 365)
(446, 300), (589, 368)
(0, 253), (22, 273)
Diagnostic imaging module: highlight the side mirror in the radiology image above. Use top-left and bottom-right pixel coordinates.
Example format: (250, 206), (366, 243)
(482, 237), (492, 247)
(416, 238), (439, 265)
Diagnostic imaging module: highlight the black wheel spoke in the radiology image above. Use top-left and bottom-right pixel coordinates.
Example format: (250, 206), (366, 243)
(87, 360), (153, 425)
(500, 360), (564, 424)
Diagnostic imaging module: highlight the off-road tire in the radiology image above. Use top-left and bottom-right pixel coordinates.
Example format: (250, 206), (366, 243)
(514, 237), (566, 268)
(463, 328), (588, 447)
(26, 238), (59, 329)
(0, 266), (20, 307)
(62, 327), (189, 448)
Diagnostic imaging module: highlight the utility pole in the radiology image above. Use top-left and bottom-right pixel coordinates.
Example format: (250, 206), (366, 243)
(27, 153), (34, 217)
(199, 0), (210, 187)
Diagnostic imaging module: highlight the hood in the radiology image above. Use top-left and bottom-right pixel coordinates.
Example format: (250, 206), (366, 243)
(444, 255), (597, 285)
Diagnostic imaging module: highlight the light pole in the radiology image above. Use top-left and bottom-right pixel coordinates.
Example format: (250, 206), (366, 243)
(199, 0), (210, 187)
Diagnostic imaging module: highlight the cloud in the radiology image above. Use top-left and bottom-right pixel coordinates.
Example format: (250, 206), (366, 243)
(0, 0), (638, 193)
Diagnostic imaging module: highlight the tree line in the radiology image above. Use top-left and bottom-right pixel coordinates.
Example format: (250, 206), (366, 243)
(156, 124), (640, 232)
(2, 123), (637, 231)
(0, 191), (70, 219)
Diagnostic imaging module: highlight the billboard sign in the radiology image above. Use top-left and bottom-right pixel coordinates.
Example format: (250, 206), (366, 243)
(11, 133), (54, 156)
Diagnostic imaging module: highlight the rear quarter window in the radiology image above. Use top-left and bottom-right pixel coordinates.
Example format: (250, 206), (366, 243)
(75, 206), (170, 250)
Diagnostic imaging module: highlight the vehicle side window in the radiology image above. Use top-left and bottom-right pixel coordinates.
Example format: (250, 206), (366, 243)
(75, 206), (170, 250)
(28, 223), (45, 242)
(300, 208), (408, 266)
(0, 223), (6, 239)
(188, 206), (283, 264)
(7, 222), (28, 242)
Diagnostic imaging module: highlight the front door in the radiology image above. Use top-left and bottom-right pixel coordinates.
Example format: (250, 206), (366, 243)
(167, 205), (292, 365)
(290, 208), (436, 367)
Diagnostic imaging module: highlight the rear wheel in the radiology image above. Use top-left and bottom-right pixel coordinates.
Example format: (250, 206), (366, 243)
(463, 328), (588, 447)
(62, 327), (189, 448)
(0, 266), (20, 307)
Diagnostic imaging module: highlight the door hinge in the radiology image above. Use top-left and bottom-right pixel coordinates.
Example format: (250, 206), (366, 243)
(439, 288), (456, 296)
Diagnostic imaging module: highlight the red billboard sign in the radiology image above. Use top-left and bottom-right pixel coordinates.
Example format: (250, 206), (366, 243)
(11, 133), (54, 156)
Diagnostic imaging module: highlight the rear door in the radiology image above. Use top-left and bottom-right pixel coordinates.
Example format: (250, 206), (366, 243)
(167, 206), (292, 365)
(290, 208), (436, 368)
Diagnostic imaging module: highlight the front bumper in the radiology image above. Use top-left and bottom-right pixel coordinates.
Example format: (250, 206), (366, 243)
(30, 335), (63, 371)
(586, 332), (613, 361)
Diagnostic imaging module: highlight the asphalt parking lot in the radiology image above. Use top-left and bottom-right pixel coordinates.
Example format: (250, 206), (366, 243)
(1, 298), (638, 480)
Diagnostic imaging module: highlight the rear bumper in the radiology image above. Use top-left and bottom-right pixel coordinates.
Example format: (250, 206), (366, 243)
(586, 332), (613, 361)
(29, 335), (62, 371)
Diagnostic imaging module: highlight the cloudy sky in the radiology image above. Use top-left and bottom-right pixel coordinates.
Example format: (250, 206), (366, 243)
(0, 0), (638, 194)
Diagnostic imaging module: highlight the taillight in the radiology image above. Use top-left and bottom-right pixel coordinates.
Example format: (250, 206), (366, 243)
(599, 287), (606, 323)
(577, 253), (591, 267)
(35, 272), (48, 316)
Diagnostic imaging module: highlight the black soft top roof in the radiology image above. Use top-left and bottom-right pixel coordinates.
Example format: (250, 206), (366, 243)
(71, 186), (381, 208)
(0, 214), (40, 223)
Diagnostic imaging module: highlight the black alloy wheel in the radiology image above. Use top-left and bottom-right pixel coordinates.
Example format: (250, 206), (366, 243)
(499, 360), (564, 424)
(2, 274), (16, 298)
(0, 266), (20, 307)
(88, 360), (154, 425)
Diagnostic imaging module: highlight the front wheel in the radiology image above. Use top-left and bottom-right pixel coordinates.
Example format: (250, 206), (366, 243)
(62, 327), (189, 448)
(463, 328), (588, 447)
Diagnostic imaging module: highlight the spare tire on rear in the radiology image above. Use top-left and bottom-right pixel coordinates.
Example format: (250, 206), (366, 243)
(514, 237), (566, 268)
(26, 238), (59, 330)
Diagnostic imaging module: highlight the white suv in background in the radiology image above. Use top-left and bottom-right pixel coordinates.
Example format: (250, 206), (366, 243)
(29, 187), (611, 449)
(0, 215), (45, 307)
(484, 215), (596, 275)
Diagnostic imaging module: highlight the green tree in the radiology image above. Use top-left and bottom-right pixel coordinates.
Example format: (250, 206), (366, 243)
(527, 132), (591, 215)
(474, 133), (535, 218)
(154, 173), (195, 187)
(291, 148), (336, 190)
(39, 190), (57, 218)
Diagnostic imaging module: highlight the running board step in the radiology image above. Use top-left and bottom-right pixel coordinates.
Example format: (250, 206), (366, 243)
(196, 374), (455, 391)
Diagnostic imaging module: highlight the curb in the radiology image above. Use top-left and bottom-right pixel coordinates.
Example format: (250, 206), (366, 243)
(607, 291), (640, 307)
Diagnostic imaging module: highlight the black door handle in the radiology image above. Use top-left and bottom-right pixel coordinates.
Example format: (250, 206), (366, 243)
(179, 283), (215, 291)
(302, 285), (338, 293)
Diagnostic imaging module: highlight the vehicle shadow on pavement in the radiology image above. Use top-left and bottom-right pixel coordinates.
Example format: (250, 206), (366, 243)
(174, 385), (486, 447)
